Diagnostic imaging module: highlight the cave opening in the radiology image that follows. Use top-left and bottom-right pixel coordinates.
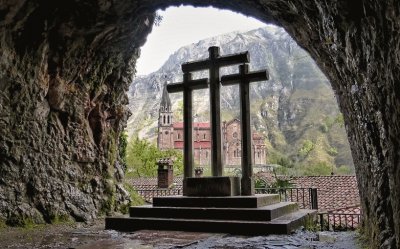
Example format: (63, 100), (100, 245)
(128, 5), (355, 177)
(0, 1), (398, 247)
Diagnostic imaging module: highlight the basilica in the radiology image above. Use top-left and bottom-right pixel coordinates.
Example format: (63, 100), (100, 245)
(157, 86), (266, 166)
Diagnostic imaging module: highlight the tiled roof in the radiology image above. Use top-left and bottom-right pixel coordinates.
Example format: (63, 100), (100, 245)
(174, 141), (211, 149)
(291, 176), (360, 212)
(130, 175), (360, 213)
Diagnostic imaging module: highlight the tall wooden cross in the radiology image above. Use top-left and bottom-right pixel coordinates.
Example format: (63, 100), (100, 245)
(167, 73), (208, 179)
(181, 46), (249, 176)
(221, 64), (269, 195)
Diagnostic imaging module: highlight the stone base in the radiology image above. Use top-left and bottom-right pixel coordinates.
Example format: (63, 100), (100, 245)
(183, 176), (240, 196)
(153, 194), (280, 208)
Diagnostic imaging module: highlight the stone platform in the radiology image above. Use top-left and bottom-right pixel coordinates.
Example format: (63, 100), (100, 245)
(152, 194), (279, 208)
(183, 176), (241, 196)
(106, 194), (316, 235)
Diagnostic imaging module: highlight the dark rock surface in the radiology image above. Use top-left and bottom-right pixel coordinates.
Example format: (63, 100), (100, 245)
(0, 220), (360, 249)
(0, 1), (399, 248)
(0, 1), (155, 225)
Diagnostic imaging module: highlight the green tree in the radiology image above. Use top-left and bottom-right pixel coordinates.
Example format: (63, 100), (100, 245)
(160, 148), (183, 176)
(336, 165), (352, 175)
(302, 161), (332, 176)
(125, 137), (183, 177)
(298, 139), (315, 157)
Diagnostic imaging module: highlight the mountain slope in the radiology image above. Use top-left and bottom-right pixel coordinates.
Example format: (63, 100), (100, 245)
(127, 26), (354, 174)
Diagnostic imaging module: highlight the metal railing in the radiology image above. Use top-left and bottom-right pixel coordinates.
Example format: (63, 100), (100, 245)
(134, 185), (361, 232)
(135, 188), (182, 203)
(255, 187), (318, 209)
(318, 212), (362, 231)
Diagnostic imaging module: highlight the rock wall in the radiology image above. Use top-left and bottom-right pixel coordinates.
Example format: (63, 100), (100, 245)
(0, 0), (399, 248)
(0, 1), (154, 224)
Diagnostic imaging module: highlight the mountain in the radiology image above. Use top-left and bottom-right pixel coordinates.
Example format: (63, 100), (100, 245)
(127, 26), (354, 175)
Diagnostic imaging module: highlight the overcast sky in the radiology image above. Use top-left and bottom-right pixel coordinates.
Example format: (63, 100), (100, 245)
(135, 6), (266, 75)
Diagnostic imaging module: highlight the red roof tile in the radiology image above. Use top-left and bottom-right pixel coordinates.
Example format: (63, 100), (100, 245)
(291, 176), (360, 212)
(131, 175), (361, 214)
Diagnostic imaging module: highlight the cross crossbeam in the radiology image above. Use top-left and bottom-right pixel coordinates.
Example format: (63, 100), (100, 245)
(181, 46), (249, 177)
(221, 64), (269, 195)
(167, 73), (208, 179)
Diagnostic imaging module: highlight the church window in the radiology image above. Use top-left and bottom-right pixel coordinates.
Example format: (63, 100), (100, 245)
(167, 115), (170, 124)
(257, 152), (260, 158)
(165, 131), (169, 135)
(163, 115), (166, 124)
(234, 150), (236, 157)
(178, 133), (180, 139)
(203, 134), (206, 139)
(206, 151), (208, 158)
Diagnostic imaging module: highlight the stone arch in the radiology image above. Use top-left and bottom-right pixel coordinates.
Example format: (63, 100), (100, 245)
(136, 3), (399, 247)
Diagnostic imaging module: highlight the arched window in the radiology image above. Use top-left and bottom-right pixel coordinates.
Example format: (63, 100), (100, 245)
(206, 151), (208, 158)
(257, 152), (260, 158)
(163, 115), (166, 124)
(178, 133), (180, 139)
(203, 134), (206, 139)
(167, 115), (170, 124)
(234, 150), (237, 157)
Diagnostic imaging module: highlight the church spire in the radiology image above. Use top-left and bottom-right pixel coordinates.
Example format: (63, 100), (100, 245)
(160, 83), (172, 111)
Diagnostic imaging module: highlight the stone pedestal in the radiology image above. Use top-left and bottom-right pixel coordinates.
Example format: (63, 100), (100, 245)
(183, 176), (240, 196)
(241, 176), (255, 196)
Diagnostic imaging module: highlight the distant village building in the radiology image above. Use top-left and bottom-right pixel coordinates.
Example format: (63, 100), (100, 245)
(157, 86), (266, 166)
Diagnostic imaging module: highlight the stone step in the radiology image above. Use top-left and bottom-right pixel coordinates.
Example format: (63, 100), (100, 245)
(129, 202), (299, 221)
(153, 194), (280, 208)
(105, 209), (317, 235)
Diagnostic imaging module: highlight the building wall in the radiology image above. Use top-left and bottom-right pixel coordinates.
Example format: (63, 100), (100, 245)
(158, 119), (266, 166)
(158, 127), (174, 150)
(194, 148), (211, 166)
(223, 120), (242, 166)
(158, 105), (174, 150)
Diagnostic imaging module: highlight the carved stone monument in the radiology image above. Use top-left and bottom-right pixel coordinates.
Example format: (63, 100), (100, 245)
(106, 47), (316, 235)
(168, 46), (268, 196)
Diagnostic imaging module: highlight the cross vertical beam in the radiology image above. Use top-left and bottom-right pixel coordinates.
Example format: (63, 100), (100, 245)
(221, 64), (269, 195)
(182, 46), (249, 177)
(209, 47), (222, 176)
(183, 73), (193, 178)
(167, 74), (208, 182)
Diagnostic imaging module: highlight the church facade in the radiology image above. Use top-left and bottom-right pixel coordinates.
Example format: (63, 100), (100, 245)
(157, 86), (266, 166)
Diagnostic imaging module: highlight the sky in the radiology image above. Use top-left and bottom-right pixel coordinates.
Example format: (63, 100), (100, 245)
(135, 6), (266, 75)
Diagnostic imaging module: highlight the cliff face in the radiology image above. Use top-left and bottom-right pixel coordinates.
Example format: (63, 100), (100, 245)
(128, 26), (354, 171)
(0, 1), (399, 248)
(0, 1), (154, 224)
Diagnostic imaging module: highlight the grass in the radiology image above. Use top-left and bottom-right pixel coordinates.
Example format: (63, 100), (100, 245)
(0, 217), (6, 230)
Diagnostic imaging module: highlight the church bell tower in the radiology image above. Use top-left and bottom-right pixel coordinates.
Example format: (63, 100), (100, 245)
(158, 84), (174, 150)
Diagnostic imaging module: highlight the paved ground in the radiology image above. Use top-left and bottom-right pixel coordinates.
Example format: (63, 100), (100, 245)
(0, 219), (361, 249)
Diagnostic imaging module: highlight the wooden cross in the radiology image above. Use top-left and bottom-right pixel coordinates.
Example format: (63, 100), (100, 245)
(167, 73), (208, 179)
(221, 64), (269, 195)
(182, 46), (249, 176)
